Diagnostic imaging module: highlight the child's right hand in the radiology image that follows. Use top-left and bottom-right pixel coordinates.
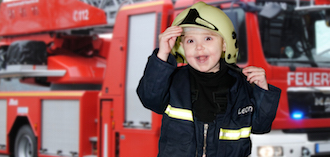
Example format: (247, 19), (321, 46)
(157, 26), (183, 61)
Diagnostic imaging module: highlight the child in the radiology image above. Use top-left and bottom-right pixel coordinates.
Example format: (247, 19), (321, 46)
(137, 2), (281, 157)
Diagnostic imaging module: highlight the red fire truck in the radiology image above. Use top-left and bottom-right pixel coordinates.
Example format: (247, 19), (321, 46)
(0, 0), (330, 157)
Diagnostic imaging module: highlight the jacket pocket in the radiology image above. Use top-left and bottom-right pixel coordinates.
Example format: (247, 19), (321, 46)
(167, 119), (194, 143)
(162, 119), (195, 156)
(217, 138), (251, 157)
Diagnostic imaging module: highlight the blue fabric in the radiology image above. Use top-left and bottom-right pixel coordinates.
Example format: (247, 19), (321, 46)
(137, 49), (281, 157)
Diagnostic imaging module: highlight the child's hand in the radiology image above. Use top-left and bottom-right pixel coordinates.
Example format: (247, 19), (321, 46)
(242, 66), (269, 90)
(157, 26), (183, 61)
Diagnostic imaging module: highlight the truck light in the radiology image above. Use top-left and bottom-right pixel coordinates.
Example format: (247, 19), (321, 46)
(257, 146), (283, 157)
(315, 142), (330, 153)
(291, 111), (304, 119)
(302, 147), (310, 156)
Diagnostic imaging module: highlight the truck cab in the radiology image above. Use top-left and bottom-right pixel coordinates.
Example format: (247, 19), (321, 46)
(174, 0), (330, 156)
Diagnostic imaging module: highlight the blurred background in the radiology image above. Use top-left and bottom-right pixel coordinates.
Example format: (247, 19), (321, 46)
(1, 0), (330, 157)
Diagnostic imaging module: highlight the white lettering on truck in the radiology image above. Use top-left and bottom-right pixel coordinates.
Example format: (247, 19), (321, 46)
(73, 9), (89, 22)
(315, 97), (330, 106)
(287, 72), (330, 86)
(9, 98), (18, 106)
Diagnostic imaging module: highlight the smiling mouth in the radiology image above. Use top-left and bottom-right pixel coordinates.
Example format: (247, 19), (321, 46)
(196, 56), (208, 63)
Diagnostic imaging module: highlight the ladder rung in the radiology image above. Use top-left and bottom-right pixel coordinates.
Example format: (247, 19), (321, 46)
(0, 65), (66, 78)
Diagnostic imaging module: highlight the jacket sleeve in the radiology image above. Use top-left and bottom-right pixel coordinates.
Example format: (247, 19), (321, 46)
(136, 49), (177, 114)
(251, 84), (281, 134)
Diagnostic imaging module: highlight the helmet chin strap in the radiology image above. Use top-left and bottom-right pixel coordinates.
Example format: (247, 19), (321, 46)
(225, 63), (255, 87)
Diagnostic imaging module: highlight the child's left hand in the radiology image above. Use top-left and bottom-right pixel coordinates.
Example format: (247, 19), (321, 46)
(242, 66), (269, 90)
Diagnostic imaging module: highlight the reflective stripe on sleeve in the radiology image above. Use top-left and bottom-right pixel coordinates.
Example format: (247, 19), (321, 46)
(219, 127), (251, 140)
(164, 105), (193, 122)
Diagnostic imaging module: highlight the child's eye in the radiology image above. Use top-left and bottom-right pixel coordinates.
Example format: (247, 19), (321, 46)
(187, 39), (194, 43)
(205, 37), (212, 41)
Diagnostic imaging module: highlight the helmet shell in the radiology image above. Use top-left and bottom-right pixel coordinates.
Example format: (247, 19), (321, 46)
(171, 1), (238, 64)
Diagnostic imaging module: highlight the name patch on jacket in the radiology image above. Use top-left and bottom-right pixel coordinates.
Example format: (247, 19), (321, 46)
(238, 105), (253, 115)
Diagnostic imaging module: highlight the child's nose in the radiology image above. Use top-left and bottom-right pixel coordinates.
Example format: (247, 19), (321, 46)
(195, 42), (204, 50)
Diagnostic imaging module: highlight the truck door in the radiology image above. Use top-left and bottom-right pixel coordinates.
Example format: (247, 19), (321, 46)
(101, 0), (173, 156)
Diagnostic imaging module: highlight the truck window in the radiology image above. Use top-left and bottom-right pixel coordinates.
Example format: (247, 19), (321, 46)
(258, 2), (330, 67)
(315, 19), (330, 57)
(125, 12), (156, 128)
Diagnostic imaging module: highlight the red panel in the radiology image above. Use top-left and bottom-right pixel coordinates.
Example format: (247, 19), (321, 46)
(245, 13), (272, 72)
(244, 7), (330, 130)
(0, 0), (107, 36)
(0, 91), (99, 157)
(0, 33), (54, 47)
(315, 0), (330, 5)
(47, 53), (106, 84)
(99, 1), (173, 156)
(118, 130), (159, 157)
(6, 97), (41, 136)
(102, 0), (173, 96)
(94, 38), (110, 59)
(79, 92), (99, 156)
(98, 100), (116, 157)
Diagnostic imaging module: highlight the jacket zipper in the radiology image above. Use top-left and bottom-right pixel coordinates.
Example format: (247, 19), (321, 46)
(202, 123), (209, 157)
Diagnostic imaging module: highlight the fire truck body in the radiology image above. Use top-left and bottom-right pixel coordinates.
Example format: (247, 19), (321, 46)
(0, 91), (99, 156)
(0, 0), (169, 156)
(0, 0), (115, 157)
(174, 1), (330, 155)
(1, 0), (330, 157)
(0, 0), (108, 36)
(246, 1), (330, 156)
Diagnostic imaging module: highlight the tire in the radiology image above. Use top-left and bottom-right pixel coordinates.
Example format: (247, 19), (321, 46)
(14, 125), (37, 157)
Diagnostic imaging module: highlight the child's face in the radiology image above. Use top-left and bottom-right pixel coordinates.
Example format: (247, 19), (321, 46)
(180, 27), (226, 73)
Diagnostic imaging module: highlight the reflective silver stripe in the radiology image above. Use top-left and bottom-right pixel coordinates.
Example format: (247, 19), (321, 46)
(219, 127), (251, 140)
(164, 105), (193, 121)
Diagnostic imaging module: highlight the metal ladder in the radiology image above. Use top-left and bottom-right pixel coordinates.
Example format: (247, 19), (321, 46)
(81, 0), (152, 26)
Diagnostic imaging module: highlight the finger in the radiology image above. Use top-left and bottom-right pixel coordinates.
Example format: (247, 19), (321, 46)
(243, 67), (265, 80)
(248, 75), (264, 84)
(245, 71), (266, 82)
(248, 75), (269, 90)
(158, 27), (183, 55)
(159, 30), (182, 45)
(242, 66), (264, 75)
(161, 26), (182, 36)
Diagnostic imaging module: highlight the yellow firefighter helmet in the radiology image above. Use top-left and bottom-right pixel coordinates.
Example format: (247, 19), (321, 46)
(171, 1), (238, 64)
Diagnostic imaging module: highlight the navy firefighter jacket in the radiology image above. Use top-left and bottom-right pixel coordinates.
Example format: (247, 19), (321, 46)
(137, 50), (281, 157)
